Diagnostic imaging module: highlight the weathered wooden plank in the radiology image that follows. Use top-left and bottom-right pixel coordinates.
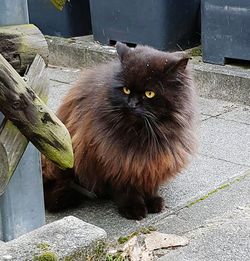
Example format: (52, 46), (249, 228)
(24, 54), (49, 102)
(0, 142), (9, 192)
(0, 24), (49, 75)
(0, 54), (73, 172)
(0, 55), (50, 194)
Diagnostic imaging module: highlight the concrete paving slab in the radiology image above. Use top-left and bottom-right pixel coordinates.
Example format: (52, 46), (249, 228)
(49, 79), (64, 88)
(198, 97), (236, 116)
(46, 199), (173, 241)
(218, 105), (250, 125)
(155, 170), (250, 236)
(200, 118), (250, 166)
(47, 66), (81, 84)
(200, 115), (211, 121)
(48, 82), (71, 112)
(0, 216), (107, 261)
(47, 66), (82, 111)
(161, 155), (247, 209)
(46, 154), (246, 240)
(157, 172), (250, 261)
(159, 212), (250, 261)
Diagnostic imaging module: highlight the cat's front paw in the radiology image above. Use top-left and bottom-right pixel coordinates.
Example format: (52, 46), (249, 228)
(146, 196), (164, 213)
(118, 203), (148, 220)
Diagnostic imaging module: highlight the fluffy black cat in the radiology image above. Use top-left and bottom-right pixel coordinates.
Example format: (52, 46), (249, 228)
(42, 42), (197, 220)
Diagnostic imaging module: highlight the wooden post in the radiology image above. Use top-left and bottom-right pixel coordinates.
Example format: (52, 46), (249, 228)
(0, 54), (74, 171)
(0, 55), (50, 194)
(0, 143), (8, 190)
(0, 55), (49, 241)
(0, 24), (74, 241)
(0, 24), (49, 75)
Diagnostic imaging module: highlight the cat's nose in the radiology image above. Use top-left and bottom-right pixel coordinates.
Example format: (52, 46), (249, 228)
(128, 98), (139, 109)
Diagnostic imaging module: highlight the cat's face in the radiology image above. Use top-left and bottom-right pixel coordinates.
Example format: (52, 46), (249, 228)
(109, 43), (190, 123)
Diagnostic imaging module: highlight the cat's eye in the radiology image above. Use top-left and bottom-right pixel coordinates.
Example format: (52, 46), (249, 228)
(145, 91), (155, 98)
(123, 87), (131, 95)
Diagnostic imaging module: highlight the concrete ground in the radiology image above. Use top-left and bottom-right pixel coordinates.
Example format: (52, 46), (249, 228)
(47, 64), (250, 260)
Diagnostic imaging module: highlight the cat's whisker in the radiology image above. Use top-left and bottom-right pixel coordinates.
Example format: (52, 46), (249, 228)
(104, 113), (123, 137)
(144, 114), (169, 154)
(109, 113), (123, 125)
(143, 111), (157, 121)
(177, 72), (191, 81)
(151, 121), (168, 142)
(144, 116), (160, 152)
(97, 107), (122, 115)
(143, 118), (151, 141)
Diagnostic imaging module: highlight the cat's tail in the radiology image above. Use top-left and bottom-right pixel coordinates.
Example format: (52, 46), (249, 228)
(42, 156), (83, 212)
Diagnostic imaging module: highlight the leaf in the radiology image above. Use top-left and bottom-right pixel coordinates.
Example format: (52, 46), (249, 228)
(50, 0), (67, 11)
(118, 232), (188, 260)
(121, 237), (152, 261)
(144, 232), (189, 251)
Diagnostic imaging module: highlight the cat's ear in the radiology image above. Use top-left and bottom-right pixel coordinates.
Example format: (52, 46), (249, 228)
(175, 57), (189, 71)
(164, 54), (190, 74)
(116, 42), (130, 62)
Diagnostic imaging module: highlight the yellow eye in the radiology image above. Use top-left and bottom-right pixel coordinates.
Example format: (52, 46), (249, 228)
(123, 87), (131, 95)
(145, 91), (155, 98)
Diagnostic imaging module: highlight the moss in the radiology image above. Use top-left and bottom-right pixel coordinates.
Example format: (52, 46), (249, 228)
(106, 227), (157, 260)
(64, 241), (107, 261)
(188, 184), (230, 207)
(106, 253), (127, 261)
(63, 226), (157, 260)
(33, 251), (58, 261)
(94, 241), (107, 259)
(118, 231), (138, 244)
(188, 171), (250, 207)
(139, 226), (157, 234)
(36, 243), (50, 251)
(118, 226), (157, 244)
(188, 45), (202, 57)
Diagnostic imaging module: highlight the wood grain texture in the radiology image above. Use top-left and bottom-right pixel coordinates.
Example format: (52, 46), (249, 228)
(0, 55), (49, 188)
(0, 54), (73, 180)
(0, 24), (49, 75)
(0, 142), (9, 194)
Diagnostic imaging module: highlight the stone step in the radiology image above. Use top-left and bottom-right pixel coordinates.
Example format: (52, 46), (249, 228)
(46, 35), (250, 105)
(0, 216), (107, 260)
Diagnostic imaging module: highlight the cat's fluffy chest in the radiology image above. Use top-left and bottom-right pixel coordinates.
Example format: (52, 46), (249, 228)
(76, 123), (188, 191)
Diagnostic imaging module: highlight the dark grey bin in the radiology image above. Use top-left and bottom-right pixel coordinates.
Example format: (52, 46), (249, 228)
(202, 0), (250, 65)
(28, 0), (92, 37)
(89, 0), (201, 51)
